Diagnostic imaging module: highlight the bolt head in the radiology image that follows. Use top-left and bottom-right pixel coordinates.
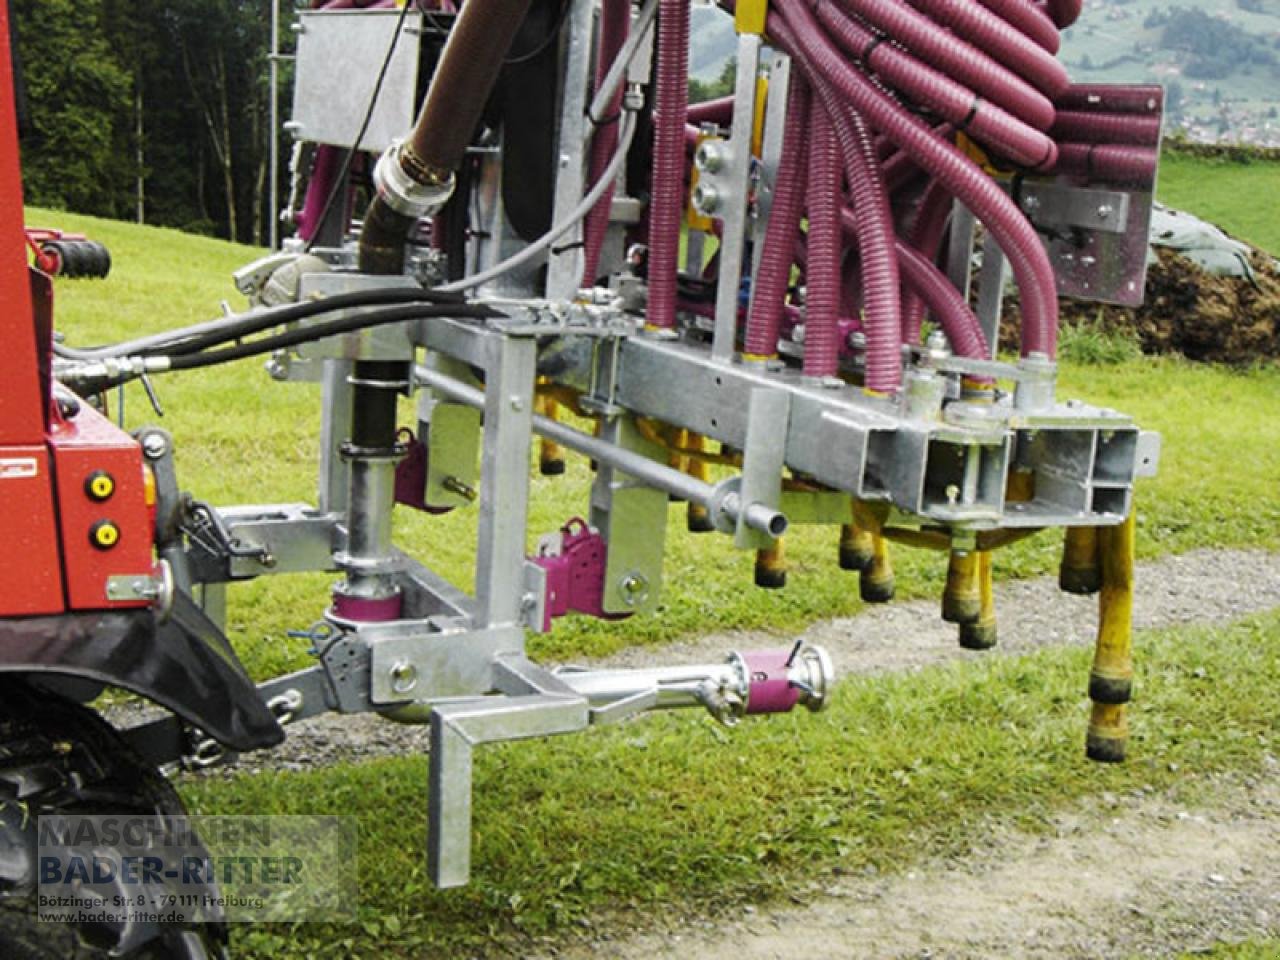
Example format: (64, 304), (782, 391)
(142, 434), (168, 459)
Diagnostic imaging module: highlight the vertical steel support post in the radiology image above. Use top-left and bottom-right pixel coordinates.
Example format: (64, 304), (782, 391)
(710, 33), (762, 363)
(318, 359), (354, 514)
(474, 333), (538, 628)
(544, 0), (597, 300)
(975, 233), (1009, 358)
(945, 202), (977, 305)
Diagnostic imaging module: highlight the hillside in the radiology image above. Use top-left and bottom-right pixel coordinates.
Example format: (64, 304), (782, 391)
(1061, 0), (1280, 146)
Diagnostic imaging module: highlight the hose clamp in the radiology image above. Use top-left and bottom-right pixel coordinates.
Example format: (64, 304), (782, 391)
(373, 140), (456, 219)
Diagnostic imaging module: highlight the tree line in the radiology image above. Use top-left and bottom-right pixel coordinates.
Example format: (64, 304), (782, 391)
(12, 0), (283, 244)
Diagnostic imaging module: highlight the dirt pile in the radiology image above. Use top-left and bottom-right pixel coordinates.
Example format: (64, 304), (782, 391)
(1001, 246), (1280, 364)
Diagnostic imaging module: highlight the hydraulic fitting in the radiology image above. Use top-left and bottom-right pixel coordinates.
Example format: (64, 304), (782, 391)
(373, 140), (456, 220)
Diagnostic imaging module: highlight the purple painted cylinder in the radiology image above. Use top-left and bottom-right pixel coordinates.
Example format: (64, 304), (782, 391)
(332, 592), (403, 622)
(741, 649), (802, 715)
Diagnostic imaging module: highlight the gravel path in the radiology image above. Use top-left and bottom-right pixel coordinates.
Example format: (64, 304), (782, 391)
(536, 767), (1280, 960)
(201, 547), (1280, 775)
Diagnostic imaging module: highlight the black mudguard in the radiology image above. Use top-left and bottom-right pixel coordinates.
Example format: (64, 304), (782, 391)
(0, 590), (283, 752)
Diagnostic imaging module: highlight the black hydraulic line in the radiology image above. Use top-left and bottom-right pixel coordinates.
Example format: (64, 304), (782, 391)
(152, 286), (466, 357)
(62, 285), (465, 360)
(162, 303), (497, 372)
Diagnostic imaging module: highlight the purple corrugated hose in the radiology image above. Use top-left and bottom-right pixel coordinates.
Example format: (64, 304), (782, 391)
(819, 93), (903, 391)
(645, 0), (691, 329)
(580, 0), (631, 285)
(802, 100), (843, 379)
(772, 2), (1059, 358)
(743, 76), (811, 358)
(814, 0), (1055, 169)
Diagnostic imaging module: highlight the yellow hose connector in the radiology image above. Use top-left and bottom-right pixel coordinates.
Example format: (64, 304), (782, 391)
(1060, 525), (1101, 595)
(958, 551), (998, 650)
(851, 501), (894, 603)
(942, 549), (981, 624)
(754, 538), (787, 589)
(534, 389), (566, 476)
(1086, 510), (1135, 763)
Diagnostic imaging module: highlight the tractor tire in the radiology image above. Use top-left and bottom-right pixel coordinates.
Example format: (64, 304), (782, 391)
(0, 680), (229, 960)
(81, 241), (112, 278)
(60, 241), (89, 278)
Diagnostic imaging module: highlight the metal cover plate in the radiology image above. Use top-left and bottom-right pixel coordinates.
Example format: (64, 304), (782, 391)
(292, 10), (421, 153)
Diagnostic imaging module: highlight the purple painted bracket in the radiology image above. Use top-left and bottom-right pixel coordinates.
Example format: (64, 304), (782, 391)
(393, 429), (453, 515)
(530, 518), (631, 632)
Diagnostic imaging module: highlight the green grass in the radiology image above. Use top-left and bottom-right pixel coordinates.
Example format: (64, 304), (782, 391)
(181, 611), (1280, 957)
(1157, 152), (1280, 255)
(1184, 942), (1280, 960)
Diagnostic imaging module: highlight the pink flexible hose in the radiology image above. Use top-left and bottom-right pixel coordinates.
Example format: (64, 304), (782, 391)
(1052, 143), (1157, 184)
(826, 209), (991, 366)
(802, 101), (843, 379)
(835, 0), (1059, 132)
(772, 2), (1059, 358)
(743, 77), (812, 358)
(813, 0), (1056, 169)
(977, 0), (1060, 54)
(1051, 110), (1161, 147)
(1057, 84), (1163, 115)
(645, 0), (691, 329)
(904, 0), (1069, 97)
(819, 93), (903, 391)
(687, 95), (735, 127)
(580, 0), (631, 284)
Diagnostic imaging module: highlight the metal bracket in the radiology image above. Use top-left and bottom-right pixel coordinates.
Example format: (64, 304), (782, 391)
(428, 657), (588, 888)
(736, 388), (791, 548)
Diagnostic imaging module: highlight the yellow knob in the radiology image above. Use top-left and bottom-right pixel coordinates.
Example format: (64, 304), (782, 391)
(90, 521), (120, 550)
(85, 470), (115, 501)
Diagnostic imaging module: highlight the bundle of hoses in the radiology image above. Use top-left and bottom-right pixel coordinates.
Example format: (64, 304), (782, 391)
(613, 0), (1157, 394)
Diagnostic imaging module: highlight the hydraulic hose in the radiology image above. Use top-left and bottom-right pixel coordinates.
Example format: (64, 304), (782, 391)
(162, 302), (497, 371)
(743, 75), (811, 359)
(645, 0), (691, 329)
(357, 0), (538, 275)
(581, 0), (632, 285)
(57, 287), (464, 361)
(771, 2), (1059, 358)
(801, 100), (842, 380)
(820, 95), (903, 392)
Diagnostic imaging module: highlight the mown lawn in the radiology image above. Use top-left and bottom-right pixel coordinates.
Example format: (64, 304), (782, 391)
(26, 148), (1280, 956)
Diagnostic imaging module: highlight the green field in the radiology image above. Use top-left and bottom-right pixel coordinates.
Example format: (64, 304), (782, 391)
(27, 148), (1280, 957)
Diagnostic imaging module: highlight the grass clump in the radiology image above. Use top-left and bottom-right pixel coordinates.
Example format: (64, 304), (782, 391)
(1058, 313), (1146, 365)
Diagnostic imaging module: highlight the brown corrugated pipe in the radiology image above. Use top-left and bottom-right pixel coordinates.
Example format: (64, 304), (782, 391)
(358, 0), (537, 275)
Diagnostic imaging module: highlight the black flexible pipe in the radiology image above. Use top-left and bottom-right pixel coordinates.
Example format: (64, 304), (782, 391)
(163, 303), (497, 372)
